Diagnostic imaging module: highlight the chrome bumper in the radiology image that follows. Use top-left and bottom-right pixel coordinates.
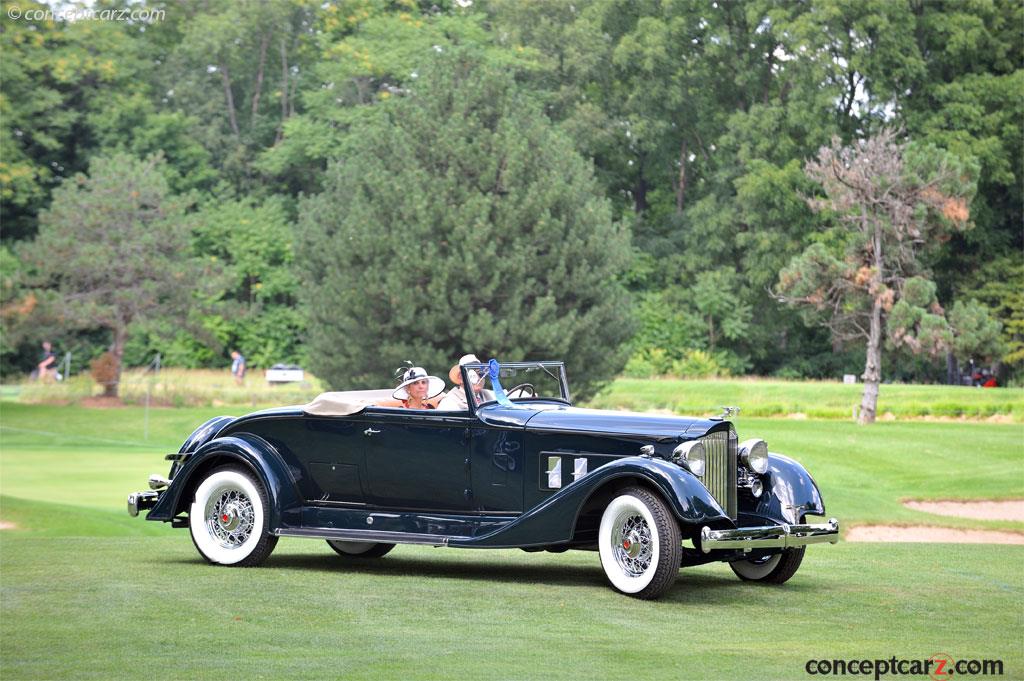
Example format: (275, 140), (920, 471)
(700, 518), (840, 553)
(127, 491), (160, 517)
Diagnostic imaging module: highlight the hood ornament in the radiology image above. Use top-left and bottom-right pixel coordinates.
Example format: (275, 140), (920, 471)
(719, 406), (740, 419)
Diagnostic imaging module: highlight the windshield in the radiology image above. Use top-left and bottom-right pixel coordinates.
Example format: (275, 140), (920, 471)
(462, 361), (570, 407)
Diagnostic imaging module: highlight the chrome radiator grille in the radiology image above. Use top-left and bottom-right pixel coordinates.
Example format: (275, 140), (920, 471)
(699, 429), (737, 519)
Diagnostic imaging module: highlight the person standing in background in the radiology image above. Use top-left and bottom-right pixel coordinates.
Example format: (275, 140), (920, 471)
(36, 341), (56, 381)
(230, 350), (246, 385)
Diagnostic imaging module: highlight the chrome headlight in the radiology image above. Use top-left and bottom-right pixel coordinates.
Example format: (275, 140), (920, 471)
(739, 438), (769, 474)
(672, 440), (706, 477)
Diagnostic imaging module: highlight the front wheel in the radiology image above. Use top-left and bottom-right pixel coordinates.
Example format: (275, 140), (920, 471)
(730, 546), (805, 584)
(598, 487), (682, 599)
(326, 540), (395, 558)
(189, 466), (278, 566)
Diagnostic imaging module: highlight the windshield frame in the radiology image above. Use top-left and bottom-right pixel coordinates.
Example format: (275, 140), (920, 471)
(460, 361), (571, 414)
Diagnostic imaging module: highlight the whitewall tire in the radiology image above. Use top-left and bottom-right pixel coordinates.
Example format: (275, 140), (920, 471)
(189, 466), (278, 566)
(598, 487), (682, 599)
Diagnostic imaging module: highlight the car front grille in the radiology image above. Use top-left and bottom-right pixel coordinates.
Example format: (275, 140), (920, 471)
(699, 429), (737, 519)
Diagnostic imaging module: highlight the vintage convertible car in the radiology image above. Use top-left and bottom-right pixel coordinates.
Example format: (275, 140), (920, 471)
(128, 360), (838, 599)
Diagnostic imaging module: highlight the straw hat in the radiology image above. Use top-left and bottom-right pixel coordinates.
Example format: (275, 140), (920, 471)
(448, 354), (483, 385)
(392, 366), (446, 400)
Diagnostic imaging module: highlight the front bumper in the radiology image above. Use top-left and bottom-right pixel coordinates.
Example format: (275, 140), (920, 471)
(699, 518), (839, 553)
(127, 491), (160, 517)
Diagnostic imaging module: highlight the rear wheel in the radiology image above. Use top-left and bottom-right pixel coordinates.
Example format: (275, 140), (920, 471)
(730, 546), (805, 583)
(598, 487), (682, 599)
(189, 466), (278, 566)
(326, 540), (395, 558)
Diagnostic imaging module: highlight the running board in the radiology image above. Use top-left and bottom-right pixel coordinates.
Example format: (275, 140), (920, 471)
(273, 527), (463, 547)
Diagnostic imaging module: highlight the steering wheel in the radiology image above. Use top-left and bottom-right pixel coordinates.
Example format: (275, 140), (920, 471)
(506, 383), (536, 399)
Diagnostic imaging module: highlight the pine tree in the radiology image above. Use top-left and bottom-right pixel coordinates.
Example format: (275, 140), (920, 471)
(296, 51), (634, 399)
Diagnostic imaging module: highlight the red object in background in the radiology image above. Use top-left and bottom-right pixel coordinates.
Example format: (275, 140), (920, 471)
(982, 377), (998, 388)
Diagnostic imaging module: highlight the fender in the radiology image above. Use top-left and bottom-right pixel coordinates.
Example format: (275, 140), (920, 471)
(177, 415), (237, 454)
(147, 433), (303, 530)
(452, 456), (731, 548)
(167, 415), (236, 477)
(745, 452), (827, 524)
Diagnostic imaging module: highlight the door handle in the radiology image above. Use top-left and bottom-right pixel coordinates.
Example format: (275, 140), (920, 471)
(364, 428), (381, 437)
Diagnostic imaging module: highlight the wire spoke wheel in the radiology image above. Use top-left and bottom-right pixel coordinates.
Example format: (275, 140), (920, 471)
(612, 513), (654, 577)
(206, 488), (256, 549)
(189, 466), (278, 567)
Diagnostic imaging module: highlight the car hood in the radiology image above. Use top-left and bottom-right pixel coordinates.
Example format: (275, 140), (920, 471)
(477, 403), (723, 440)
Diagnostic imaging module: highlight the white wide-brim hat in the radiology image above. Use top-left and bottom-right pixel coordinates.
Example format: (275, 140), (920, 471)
(448, 354), (482, 385)
(392, 366), (446, 400)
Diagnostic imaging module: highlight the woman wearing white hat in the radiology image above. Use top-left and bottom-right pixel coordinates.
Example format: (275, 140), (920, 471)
(379, 366), (446, 409)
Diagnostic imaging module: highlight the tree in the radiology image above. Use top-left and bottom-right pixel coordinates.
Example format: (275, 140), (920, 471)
(15, 153), (215, 397)
(777, 129), (980, 423)
(296, 51), (634, 399)
(0, 2), (153, 241)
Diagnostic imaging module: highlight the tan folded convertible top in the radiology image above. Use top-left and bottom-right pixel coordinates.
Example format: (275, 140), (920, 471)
(302, 389), (395, 416)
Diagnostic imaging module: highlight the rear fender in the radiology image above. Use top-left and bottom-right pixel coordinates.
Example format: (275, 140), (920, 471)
(456, 457), (730, 548)
(148, 433), (301, 530)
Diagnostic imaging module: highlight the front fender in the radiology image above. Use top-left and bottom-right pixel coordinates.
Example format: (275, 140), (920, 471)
(147, 433), (302, 530)
(746, 452), (827, 524)
(168, 415), (236, 478)
(454, 457), (730, 548)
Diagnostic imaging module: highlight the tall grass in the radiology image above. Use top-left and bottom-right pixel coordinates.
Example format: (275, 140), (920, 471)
(13, 368), (326, 408)
(590, 377), (1024, 421)
(8, 370), (1024, 420)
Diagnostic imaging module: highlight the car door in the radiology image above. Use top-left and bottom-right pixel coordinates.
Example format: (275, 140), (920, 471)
(246, 416), (369, 506)
(468, 425), (524, 513)
(360, 408), (473, 511)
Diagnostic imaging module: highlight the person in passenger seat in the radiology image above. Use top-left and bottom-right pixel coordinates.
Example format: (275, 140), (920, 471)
(378, 366), (445, 409)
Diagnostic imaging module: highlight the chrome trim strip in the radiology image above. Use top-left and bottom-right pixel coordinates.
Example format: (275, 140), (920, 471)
(273, 527), (455, 546)
(699, 518), (840, 553)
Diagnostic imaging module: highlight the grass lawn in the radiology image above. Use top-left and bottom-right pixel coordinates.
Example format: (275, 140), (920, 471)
(1, 403), (1022, 679)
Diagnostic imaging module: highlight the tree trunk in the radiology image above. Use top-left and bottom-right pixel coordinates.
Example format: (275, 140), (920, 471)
(859, 221), (884, 424)
(946, 351), (959, 386)
(859, 295), (882, 424)
(251, 33), (270, 116)
(633, 162), (648, 213)
(220, 63), (240, 137)
(276, 38), (289, 143)
(106, 326), (127, 398)
(675, 139), (687, 213)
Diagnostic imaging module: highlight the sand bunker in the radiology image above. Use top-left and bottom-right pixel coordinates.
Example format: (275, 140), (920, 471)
(903, 499), (1024, 522)
(846, 525), (1024, 544)
(0, 521), (17, 530)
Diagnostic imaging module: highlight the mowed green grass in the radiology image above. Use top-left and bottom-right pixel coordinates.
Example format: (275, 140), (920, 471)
(591, 377), (1024, 421)
(1, 403), (1023, 680)
(3, 539), (1021, 680)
